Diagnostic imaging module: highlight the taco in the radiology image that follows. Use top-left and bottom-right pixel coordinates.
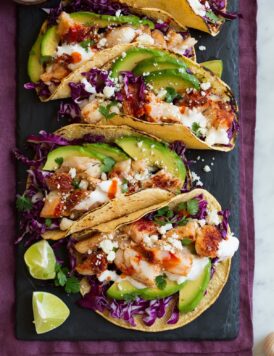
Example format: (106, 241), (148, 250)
(16, 124), (191, 243)
(72, 188), (239, 331)
(59, 45), (238, 151)
(26, 0), (197, 101)
(115, 0), (237, 36)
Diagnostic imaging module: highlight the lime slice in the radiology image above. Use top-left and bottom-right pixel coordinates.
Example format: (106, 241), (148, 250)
(32, 291), (70, 334)
(24, 240), (56, 280)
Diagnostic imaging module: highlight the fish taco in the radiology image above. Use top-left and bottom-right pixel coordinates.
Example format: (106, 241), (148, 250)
(115, 0), (237, 36)
(59, 45), (238, 151)
(73, 188), (239, 331)
(26, 0), (197, 101)
(16, 124), (191, 242)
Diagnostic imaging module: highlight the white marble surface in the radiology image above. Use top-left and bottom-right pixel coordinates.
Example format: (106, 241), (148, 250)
(253, 1), (274, 355)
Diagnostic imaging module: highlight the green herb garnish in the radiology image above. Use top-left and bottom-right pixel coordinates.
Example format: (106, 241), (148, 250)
(205, 11), (223, 23)
(155, 275), (167, 290)
(54, 264), (80, 294)
(121, 178), (129, 193)
(165, 87), (182, 103)
(177, 216), (189, 226)
(99, 101), (118, 119)
(186, 199), (199, 216)
(16, 195), (33, 212)
(181, 238), (193, 246)
(123, 293), (137, 302)
(153, 206), (174, 225)
(55, 157), (63, 167)
(72, 178), (81, 189)
(191, 122), (202, 138)
(45, 218), (52, 227)
(101, 157), (115, 173)
(79, 38), (94, 51)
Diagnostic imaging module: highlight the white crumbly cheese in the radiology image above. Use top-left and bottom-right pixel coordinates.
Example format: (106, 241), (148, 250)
(201, 82), (211, 91)
(137, 141), (143, 148)
(203, 165), (211, 173)
(198, 219), (206, 227)
(115, 9), (122, 17)
(56, 43), (94, 69)
(121, 52), (127, 58)
(98, 270), (119, 282)
(199, 45), (207, 51)
(79, 180), (89, 190)
(103, 86), (115, 98)
(107, 250), (116, 262)
(205, 127), (230, 146)
(99, 239), (115, 254)
(137, 33), (155, 45)
(217, 233), (239, 260)
(157, 88), (168, 100)
(167, 237), (183, 250)
(191, 171), (204, 186)
(81, 78), (97, 94)
(59, 217), (74, 231)
(69, 167), (77, 179)
(181, 108), (208, 130)
(158, 223), (173, 235)
(206, 208), (221, 225)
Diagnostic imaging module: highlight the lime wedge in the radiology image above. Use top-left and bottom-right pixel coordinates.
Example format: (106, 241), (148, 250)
(24, 240), (56, 280)
(32, 291), (70, 334)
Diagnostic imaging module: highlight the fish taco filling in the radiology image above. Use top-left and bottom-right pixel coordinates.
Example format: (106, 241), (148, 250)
(75, 192), (239, 327)
(26, 0), (196, 97)
(62, 46), (238, 147)
(15, 128), (190, 244)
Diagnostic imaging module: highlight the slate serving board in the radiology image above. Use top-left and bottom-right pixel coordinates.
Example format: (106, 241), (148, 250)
(16, 0), (240, 341)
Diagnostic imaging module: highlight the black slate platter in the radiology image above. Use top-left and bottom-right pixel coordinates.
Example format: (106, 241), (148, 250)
(16, 0), (240, 341)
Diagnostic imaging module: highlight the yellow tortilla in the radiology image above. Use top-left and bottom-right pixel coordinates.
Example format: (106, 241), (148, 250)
(40, 123), (192, 239)
(75, 188), (232, 331)
(117, 0), (227, 35)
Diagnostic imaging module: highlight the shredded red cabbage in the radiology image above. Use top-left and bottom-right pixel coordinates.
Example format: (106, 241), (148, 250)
(58, 101), (81, 122)
(218, 209), (230, 238)
(64, 0), (130, 16)
(24, 81), (51, 99)
(78, 277), (177, 327)
(82, 68), (115, 93)
(27, 130), (70, 146)
(69, 82), (91, 103)
(120, 71), (146, 101)
(227, 119), (240, 141)
(208, 0), (238, 20)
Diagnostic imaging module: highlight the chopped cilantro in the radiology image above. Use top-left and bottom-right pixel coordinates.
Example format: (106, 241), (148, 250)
(205, 11), (223, 23)
(186, 199), (199, 216)
(16, 195), (33, 212)
(153, 206), (174, 225)
(191, 122), (202, 138)
(181, 238), (193, 246)
(177, 216), (189, 226)
(72, 178), (80, 189)
(165, 87), (182, 103)
(121, 178), (129, 193)
(55, 157), (63, 167)
(45, 218), (52, 227)
(79, 39), (94, 51)
(99, 101), (118, 119)
(123, 293), (137, 302)
(54, 263), (80, 294)
(101, 157), (115, 173)
(155, 275), (167, 290)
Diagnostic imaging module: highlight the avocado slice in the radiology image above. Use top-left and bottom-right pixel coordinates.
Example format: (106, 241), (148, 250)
(40, 26), (60, 60)
(178, 260), (211, 313)
(43, 145), (107, 171)
(201, 60), (223, 78)
(28, 27), (45, 82)
(133, 56), (187, 76)
(70, 12), (154, 29)
(144, 69), (200, 92)
(84, 143), (129, 162)
(115, 136), (186, 182)
(107, 279), (144, 300)
(111, 47), (169, 78)
(107, 278), (186, 300)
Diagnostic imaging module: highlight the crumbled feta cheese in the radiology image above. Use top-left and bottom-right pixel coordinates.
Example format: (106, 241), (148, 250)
(101, 172), (107, 181)
(157, 88), (167, 100)
(158, 223), (173, 235)
(201, 82), (211, 91)
(167, 237), (183, 250)
(201, 91), (206, 97)
(79, 180), (89, 190)
(197, 156), (201, 160)
(60, 217), (74, 231)
(107, 250), (116, 262)
(191, 171), (204, 186)
(205, 127), (230, 146)
(69, 168), (76, 178)
(206, 208), (221, 225)
(115, 9), (122, 17)
(99, 239), (114, 254)
(121, 52), (127, 58)
(199, 45), (206, 51)
(203, 165), (211, 173)
(171, 233), (179, 239)
(103, 86), (115, 98)
(137, 141), (143, 148)
(98, 270), (119, 282)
